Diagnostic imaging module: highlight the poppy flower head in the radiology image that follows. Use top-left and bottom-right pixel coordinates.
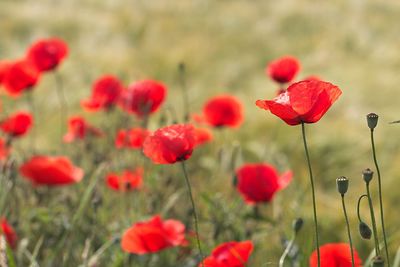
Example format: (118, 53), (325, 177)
(27, 38), (68, 71)
(256, 80), (342, 125)
(310, 243), (362, 267)
(115, 128), (150, 149)
(200, 240), (254, 267)
(0, 111), (33, 137)
(119, 80), (166, 117)
(1, 59), (40, 97)
(235, 163), (292, 204)
(81, 75), (124, 112)
(63, 116), (103, 143)
(121, 215), (186, 254)
(20, 155), (84, 186)
(194, 127), (213, 147)
(143, 124), (195, 164)
(0, 218), (17, 249)
(106, 168), (143, 191)
(203, 95), (244, 128)
(267, 56), (300, 84)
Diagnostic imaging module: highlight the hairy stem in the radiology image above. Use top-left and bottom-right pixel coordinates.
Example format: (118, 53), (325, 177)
(370, 129), (390, 265)
(181, 161), (204, 265)
(341, 195), (355, 267)
(366, 182), (381, 256)
(301, 122), (320, 267)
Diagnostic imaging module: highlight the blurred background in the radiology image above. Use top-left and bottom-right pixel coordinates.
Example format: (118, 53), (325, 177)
(1, 0), (399, 266)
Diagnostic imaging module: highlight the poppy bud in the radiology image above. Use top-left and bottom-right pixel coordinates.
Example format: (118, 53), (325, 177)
(292, 218), (303, 233)
(358, 221), (372, 239)
(372, 256), (384, 267)
(232, 175), (238, 187)
(367, 113), (379, 130)
(336, 176), (349, 195)
(362, 168), (374, 183)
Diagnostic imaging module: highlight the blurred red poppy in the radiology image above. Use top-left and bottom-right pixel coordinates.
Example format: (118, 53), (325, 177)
(81, 75), (124, 112)
(203, 95), (244, 128)
(310, 243), (362, 267)
(256, 80), (342, 125)
(143, 124), (195, 164)
(63, 116), (103, 143)
(199, 240), (254, 267)
(121, 215), (186, 254)
(1, 59), (40, 97)
(119, 80), (166, 117)
(0, 218), (17, 249)
(0, 111), (33, 137)
(115, 128), (150, 149)
(27, 38), (68, 72)
(235, 163), (292, 204)
(0, 60), (13, 84)
(0, 138), (10, 160)
(194, 127), (213, 147)
(106, 168), (143, 191)
(267, 56), (300, 84)
(20, 155), (84, 186)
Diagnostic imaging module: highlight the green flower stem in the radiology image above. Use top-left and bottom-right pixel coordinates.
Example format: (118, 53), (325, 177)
(366, 182), (381, 257)
(181, 161), (204, 266)
(26, 90), (36, 152)
(54, 72), (68, 140)
(341, 194), (355, 267)
(301, 122), (320, 267)
(178, 63), (190, 123)
(370, 129), (390, 265)
(357, 194), (368, 223)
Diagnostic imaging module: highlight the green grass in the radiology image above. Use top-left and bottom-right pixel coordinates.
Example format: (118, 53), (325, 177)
(1, 0), (399, 266)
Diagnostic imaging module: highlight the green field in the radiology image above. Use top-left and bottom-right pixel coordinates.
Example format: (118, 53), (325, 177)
(1, 0), (399, 266)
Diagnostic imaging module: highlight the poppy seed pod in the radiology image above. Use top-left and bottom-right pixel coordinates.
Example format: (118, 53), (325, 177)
(366, 113), (379, 130)
(372, 256), (384, 267)
(362, 168), (374, 183)
(358, 221), (372, 240)
(336, 176), (349, 195)
(292, 218), (304, 233)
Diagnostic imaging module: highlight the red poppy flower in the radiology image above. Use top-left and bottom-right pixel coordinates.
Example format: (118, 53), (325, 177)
(1, 59), (40, 96)
(235, 163), (292, 204)
(199, 240), (254, 267)
(256, 80), (342, 125)
(106, 168), (143, 191)
(0, 138), (10, 161)
(0, 218), (17, 249)
(0, 111), (33, 137)
(0, 60), (13, 84)
(26, 38), (68, 72)
(194, 127), (213, 147)
(121, 215), (186, 254)
(266, 56), (300, 84)
(115, 128), (150, 149)
(143, 124), (195, 164)
(119, 80), (166, 117)
(63, 116), (103, 143)
(81, 75), (124, 112)
(20, 155), (84, 186)
(309, 243), (362, 267)
(203, 95), (244, 128)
